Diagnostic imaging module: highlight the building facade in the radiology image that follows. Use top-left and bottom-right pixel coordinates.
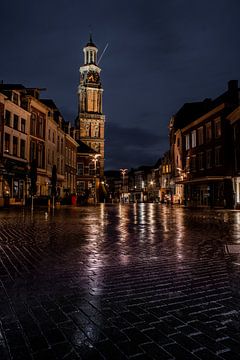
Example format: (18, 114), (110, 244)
(170, 80), (239, 208)
(75, 36), (105, 177)
(0, 84), (78, 206)
(0, 87), (30, 206)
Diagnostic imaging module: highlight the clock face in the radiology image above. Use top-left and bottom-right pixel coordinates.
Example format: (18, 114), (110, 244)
(87, 71), (99, 83)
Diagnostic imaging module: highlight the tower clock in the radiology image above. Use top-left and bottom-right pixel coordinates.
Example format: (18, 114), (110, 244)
(75, 35), (105, 177)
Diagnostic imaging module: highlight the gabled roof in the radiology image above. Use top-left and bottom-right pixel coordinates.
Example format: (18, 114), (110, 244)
(77, 140), (98, 154)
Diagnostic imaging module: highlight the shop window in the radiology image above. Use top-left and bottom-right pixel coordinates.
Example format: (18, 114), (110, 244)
(77, 181), (85, 193)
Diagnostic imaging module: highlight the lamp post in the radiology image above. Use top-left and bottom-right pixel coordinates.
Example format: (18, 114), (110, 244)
(90, 154), (101, 205)
(120, 168), (128, 203)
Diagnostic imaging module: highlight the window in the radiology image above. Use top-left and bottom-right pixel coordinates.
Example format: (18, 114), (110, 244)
(84, 166), (89, 175)
(89, 163), (95, 176)
(20, 139), (26, 159)
(48, 129), (51, 140)
(30, 141), (36, 162)
(61, 139), (63, 154)
(13, 114), (19, 130)
(215, 146), (222, 166)
(206, 149), (212, 169)
(206, 122), (212, 142)
(191, 130), (196, 148)
(215, 119), (221, 138)
(13, 136), (18, 156)
(185, 134), (190, 150)
(77, 181), (85, 193)
(77, 163), (84, 176)
(52, 132), (55, 143)
(48, 149), (51, 164)
(85, 124), (90, 137)
(57, 136), (60, 152)
(5, 110), (11, 126)
(4, 133), (10, 153)
(94, 126), (99, 137)
(38, 143), (45, 169)
(198, 152), (204, 170)
(21, 118), (26, 133)
(191, 155), (196, 172)
(12, 92), (19, 105)
(197, 127), (204, 145)
(31, 113), (37, 136)
(38, 116), (44, 138)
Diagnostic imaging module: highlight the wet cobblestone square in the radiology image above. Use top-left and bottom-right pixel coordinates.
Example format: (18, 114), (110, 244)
(1, 204), (240, 359)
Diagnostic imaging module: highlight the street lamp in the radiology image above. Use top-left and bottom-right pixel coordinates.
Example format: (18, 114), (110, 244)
(120, 168), (128, 203)
(90, 154), (101, 205)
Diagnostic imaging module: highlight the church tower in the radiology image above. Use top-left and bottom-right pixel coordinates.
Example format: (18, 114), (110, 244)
(75, 35), (105, 177)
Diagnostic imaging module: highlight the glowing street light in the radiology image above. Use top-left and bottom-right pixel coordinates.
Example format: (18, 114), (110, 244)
(90, 154), (101, 204)
(120, 168), (128, 202)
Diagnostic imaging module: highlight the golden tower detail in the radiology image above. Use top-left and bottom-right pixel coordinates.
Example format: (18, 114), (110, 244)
(75, 36), (105, 176)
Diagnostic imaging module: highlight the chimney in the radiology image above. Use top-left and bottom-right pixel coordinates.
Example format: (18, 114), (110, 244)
(228, 80), (238, 92)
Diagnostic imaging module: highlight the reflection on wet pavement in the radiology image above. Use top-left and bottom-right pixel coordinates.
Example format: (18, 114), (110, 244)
(0, 204), (240, 359)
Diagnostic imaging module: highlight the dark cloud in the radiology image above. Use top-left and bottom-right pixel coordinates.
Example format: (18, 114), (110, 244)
(105, 123), (168, 170)
(1, 0), (240, 169)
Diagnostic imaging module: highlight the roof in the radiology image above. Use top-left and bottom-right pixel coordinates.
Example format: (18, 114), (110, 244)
(40, 99), (58, 109)
(77, 140), (98, 154)
(0, 84), (25, 90)
(173, 101), (212, 129)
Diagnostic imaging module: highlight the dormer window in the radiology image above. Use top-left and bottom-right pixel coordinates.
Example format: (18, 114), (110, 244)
(12, 92), (19, 105)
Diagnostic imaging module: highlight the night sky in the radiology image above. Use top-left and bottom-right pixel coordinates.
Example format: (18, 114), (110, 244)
(1, 0), (240, 170)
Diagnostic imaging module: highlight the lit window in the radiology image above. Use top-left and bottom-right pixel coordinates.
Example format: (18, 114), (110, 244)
(215, 119), (221, 138)
(191, 130), (196, 148)
(185, 134), (190, 150)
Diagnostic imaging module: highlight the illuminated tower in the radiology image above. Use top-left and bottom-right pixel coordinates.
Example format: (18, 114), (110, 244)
(75, 35), (105, 176)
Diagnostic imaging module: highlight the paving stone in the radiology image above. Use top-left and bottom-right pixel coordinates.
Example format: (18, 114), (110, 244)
(140, 342), (173, 359)
(1, 206), (240, 358)
(163, 342), (200, 359)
